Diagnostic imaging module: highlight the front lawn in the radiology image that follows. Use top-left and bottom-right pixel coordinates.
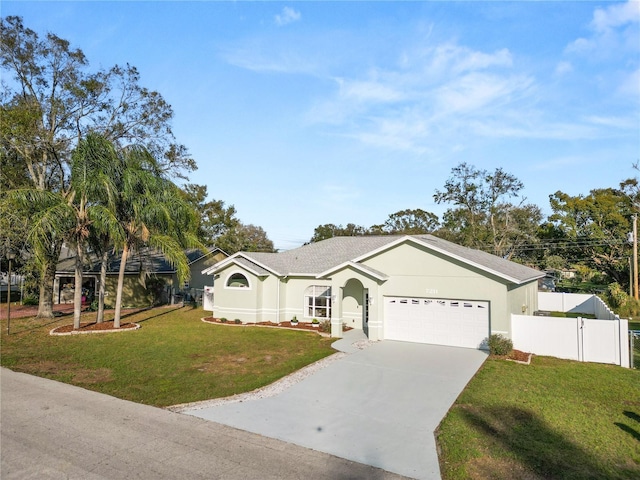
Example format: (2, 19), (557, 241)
(0, 306), (336, 407)
(437, 356), (640, 479)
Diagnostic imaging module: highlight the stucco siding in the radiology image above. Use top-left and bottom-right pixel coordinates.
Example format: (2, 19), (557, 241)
(363, 243), (513, 337)
(505, 281), (539, 336)
(281, 277), (332, 322)
(213, 266), (261, 323)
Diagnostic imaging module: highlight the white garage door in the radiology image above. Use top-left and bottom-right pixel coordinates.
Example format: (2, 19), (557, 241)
(384, 297), (489, 349)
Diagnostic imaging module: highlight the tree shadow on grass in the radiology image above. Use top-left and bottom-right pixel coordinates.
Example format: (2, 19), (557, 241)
(615, 410), (640, 442)
(459, 405), (639, 480)
(124, 305), (185, 324)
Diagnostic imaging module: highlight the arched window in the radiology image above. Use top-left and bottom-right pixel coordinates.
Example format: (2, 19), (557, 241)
(304, 285), (332, 319)
(226, 272), (250, 288)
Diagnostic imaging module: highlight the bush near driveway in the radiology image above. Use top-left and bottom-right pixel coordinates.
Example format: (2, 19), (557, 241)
(437, 356), (640, 480)
(0, 306), (336, 407)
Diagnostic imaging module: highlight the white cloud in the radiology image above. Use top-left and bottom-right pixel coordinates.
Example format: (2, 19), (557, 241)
(306, 42), (537, 153)
(565, 0), (640, 55)
(591, 0), (640, 33)
(275, 7), (301, 27)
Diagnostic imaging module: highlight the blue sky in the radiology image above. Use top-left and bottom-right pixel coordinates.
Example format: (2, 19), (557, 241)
(4, 1), (640, 250)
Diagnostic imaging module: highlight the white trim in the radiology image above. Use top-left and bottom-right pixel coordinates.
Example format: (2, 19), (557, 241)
(188, 247), (227, 266)
(224, 270), (252, 290)
(202, 253), (281, 277)
(316, 261), (388, 281)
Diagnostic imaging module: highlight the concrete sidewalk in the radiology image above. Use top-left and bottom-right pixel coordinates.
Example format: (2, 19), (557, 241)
(1, 368), (407, 480)
(185, 337), (488, 480)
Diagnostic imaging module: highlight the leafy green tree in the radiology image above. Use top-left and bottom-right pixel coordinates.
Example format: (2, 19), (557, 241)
(309, 223), (368, 243)
(434, 162), (542, 259)
(545, 187), (632, 286)
(219, 223), (275, 253)
(0, 16), (195, 317)
(181, 184), (239, 247)
(382, 209), (439, 234)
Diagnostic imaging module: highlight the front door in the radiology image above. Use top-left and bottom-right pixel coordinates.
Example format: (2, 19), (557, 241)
(363, 290), (369, 335)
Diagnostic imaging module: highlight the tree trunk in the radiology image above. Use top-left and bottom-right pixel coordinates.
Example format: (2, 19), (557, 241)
(113, 243), (129, 328)
(73, 243), (83, 329)
(96, 248), (109, 323)
(36, 258), (56, 319)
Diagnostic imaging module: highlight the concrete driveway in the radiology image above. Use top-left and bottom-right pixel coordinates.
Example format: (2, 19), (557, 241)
(184, 332), (488, 480)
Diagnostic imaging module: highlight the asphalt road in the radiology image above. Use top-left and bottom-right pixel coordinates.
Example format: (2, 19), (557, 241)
(1, 368), (407, 480)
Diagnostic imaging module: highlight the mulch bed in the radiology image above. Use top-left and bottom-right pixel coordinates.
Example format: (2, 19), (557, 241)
(51, 320), (139, 334)
(495, 349), (532, 364)
(202, 317), (355, 333)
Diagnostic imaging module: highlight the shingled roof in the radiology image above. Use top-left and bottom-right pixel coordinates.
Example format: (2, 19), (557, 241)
(57, 247), (221, 275)
(206, 235), (543, 285)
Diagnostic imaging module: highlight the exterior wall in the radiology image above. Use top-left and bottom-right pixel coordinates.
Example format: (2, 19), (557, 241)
(103, 274), (174, 308)
(258, 274), (280, 323)
(56, 273), (174, 308)
(187, 252), (226, 291)
(505, 281), (539, 334)
(362, 243), (511, 339)
(281, 277), (332, 322)
(212, 266), (261, 323)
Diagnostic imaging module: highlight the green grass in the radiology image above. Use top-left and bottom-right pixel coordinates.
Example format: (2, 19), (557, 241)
(0, 306), (336, 407)
(437, 356), (640, 480)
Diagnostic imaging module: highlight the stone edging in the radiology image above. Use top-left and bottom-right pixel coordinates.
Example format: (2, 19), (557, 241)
(49, 323), (141, 336)
(200, 317), (331, 337)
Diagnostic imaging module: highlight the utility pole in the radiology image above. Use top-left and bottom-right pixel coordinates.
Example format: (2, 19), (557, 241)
(634, 214), (638, 300)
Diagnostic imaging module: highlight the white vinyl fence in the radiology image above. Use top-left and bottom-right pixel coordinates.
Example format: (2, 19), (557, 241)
(538, 292), (618, 320)
(512, 315), (629, 367)
(513, 291), (630, 368)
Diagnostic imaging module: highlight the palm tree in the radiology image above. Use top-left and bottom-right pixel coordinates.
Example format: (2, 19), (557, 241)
(111, 145), (202, 327)
(9, 133), (119, 329)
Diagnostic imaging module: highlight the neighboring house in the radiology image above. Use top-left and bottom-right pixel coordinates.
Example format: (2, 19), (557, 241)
(202, 235), (544, 349)
(55, 247), (227, 308)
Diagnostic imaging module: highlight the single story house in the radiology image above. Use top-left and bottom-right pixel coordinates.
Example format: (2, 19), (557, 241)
(56, 246), (227, 308)
(202, 235), (544, 349)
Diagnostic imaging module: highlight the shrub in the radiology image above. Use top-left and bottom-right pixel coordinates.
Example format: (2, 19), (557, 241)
(312, 318), (319, 324)
(22, 294), (38, 306)
(319, 320), (331, 333)
(488, 334), (513, 356)
(234, 319), (242, 324)
(602, 283), (640, 318)
(219, 317), (228, 323)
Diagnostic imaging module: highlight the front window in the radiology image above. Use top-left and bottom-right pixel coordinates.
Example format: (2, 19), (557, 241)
(305, 285), (331, 319)
(227, 272), (250, 288)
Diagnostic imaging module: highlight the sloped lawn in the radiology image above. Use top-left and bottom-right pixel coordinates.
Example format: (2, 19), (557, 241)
(0, 306), (335, 407)
(437, 356), (640, 480)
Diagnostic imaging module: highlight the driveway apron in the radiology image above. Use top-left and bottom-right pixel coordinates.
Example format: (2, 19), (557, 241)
(185, 336), (488, 480)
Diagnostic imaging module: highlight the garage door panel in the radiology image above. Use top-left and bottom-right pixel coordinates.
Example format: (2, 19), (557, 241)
(384, 297), (489, 349)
